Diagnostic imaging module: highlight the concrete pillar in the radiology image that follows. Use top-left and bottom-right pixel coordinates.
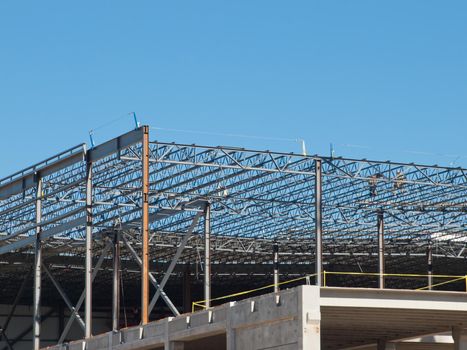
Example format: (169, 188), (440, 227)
(298, 286), (321, 349)
(453, 327), (467, 350)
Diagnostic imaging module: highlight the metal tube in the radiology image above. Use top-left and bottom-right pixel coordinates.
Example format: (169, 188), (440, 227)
(33, 174), (42, 350)
(273, 242), (279, 294)
(141, 126), (150, 324)
(204, 203), (211, 308)
(428, 241), (433, 290)
(315, 159), (323, 286)
(112, 230), (121, 331)
(377, 210), (385, 289)
(85, 160), (93, 338)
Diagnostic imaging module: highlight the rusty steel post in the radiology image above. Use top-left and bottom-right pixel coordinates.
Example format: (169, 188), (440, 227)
(141, 126), (150, 324)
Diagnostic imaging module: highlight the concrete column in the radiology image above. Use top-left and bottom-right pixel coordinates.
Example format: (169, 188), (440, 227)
(226, 302), (236, 350)
(453, 327), (467, 350)
(298, 286), (321, 349)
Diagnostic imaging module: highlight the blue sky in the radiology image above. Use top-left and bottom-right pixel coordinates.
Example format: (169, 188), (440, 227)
(0, 1), (466, 177)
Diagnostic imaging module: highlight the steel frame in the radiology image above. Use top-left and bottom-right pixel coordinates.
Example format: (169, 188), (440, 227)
(0, 126), (466, 348)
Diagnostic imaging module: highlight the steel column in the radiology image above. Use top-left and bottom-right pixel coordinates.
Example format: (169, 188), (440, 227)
(204, 203), (211, 308)
(85, 159), (93, 338)
(428, 241), (433, 290)
(273, 242), (279, 294)
(141, 125), (150, 324)
(112, 230), (121, 331)
(315, 159), (323, 286)
(33, 174), (42, 350)
(377, 209), (385, 289)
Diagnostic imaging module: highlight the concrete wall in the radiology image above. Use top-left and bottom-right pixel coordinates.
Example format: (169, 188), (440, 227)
(44, 286), (321, 350)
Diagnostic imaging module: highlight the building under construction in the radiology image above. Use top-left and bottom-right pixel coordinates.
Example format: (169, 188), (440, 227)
(0, 126), (466, 349)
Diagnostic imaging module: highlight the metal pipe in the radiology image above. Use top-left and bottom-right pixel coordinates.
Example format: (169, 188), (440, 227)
(315, 159), (323, 286)
(85, 159), (93, 338)
(33, 174), (42, 350)
(273, 242), (279, 294)
(112, 230), (120, 331)
(141, 125), (150, 324)
(428, 241), (433, 290)
(377, 209), (385, 289)
(204, 203), (211, 308)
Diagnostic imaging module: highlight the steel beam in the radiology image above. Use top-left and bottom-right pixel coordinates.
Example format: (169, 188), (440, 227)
(273, 242), (279, 294)
(85, 159), (93, 338)
(204, 203), (211, 308)
(113, 230), (121, 331)
(378, 209), (385, 289)
(315, 159), (323, 286)
(33, 174), (42, 350)
(141, 126), (150, 324)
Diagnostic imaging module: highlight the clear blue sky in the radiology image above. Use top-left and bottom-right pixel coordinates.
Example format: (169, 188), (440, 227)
(1, 1), (466, 177)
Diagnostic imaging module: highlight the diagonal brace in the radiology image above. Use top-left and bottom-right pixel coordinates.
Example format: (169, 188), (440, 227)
(122, 234), (181, 317)
(58, 242), (112, 344)
(43, 265), (86, 331)
(149, 212), (201, 313)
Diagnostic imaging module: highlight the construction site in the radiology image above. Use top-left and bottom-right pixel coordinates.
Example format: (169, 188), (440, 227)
(0, 126), (466, 350)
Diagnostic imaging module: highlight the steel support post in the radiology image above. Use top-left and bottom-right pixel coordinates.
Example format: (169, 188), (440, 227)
(273, 242), (279, 294)
(85, 159), (93, 338)
(33, 174), (42, 350)
(141, 125), (150, 324)
(112, 230), (121, 331)
(315, 159), (323, 286)
(428, 241), (433, 290)
(204, 203), (211, 308)
(377, 209), (385, 289)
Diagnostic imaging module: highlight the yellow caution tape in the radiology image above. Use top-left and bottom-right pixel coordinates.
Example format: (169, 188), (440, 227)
(192, 271), (467, 312)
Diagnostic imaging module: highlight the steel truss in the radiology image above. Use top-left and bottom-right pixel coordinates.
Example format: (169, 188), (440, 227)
(0, 126), (466, 348)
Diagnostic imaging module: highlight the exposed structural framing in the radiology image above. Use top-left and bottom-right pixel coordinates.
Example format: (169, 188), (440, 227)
(0, 126), (466, 348)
